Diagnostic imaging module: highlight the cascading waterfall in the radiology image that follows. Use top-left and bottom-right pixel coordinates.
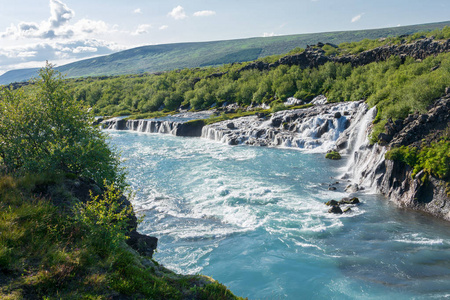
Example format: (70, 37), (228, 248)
(105, 119), (181, 135)
(339, 105), (386, 192)
(200, 100), (387, 192)
(201, 101), (364, 152)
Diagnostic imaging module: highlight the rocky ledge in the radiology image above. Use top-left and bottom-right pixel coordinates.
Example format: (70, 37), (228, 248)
(36, 177), (158, 258)
(239, 37), (450, 73)
(365, 95), (450, 221)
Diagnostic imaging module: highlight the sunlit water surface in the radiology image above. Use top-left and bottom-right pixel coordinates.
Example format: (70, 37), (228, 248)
(108, 131), (450, 299)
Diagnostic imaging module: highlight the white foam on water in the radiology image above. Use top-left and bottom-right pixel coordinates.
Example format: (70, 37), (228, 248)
(394, 233), (446, 246)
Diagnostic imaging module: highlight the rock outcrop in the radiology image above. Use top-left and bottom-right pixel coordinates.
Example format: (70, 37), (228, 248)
(236, 37), (450, 74)
(39, 177), (159, 258)
(355, 96), (450, 221)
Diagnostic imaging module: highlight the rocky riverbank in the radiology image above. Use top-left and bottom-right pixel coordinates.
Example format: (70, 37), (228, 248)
(356, 95), (450, 221)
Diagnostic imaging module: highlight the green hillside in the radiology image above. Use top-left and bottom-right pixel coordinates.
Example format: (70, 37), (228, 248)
(1, 20), (450, 84)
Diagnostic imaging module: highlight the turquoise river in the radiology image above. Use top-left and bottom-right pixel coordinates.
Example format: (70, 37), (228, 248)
(108, 130), (450, 299)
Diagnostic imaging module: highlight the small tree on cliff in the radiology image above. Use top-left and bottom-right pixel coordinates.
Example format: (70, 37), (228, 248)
(0, 63), (125, 186)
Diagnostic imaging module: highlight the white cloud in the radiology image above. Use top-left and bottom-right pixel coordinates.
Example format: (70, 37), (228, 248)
(351, 13), (364, 23)
(17, 51), (38, 58)
(0, 39), (125, 75)
(263, 32), (277, 37)
(49, 0), (75, 28)
(133, 24), (152, 35)
(133, 8), (142, 14)
(0, 1), (112, 40)
(168, 6), (187, 20)
(72, 46), (97, 54)
(0, 0), (141, 76)
(159, 25), (169, 30)
(193, 10), (216, 17)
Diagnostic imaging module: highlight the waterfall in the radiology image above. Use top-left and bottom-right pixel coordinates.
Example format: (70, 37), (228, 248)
(104, 119), (182, 135)
(340, 105), (386, 192)
(201, 101), (363, 152)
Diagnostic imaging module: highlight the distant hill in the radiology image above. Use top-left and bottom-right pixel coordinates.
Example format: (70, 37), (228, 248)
(1, 20), (450, 85)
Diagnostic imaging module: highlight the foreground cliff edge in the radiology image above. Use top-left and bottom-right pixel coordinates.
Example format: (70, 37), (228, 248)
(0, 175), (243, 299)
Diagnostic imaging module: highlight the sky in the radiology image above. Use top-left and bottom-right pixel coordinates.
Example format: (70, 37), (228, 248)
(0, 0), (449, 75)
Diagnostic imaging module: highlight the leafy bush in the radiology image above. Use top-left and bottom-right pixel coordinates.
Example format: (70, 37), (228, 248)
(271, 102), (287, 113)
(325, 151), (342, 160)
(0, 64), (125, 187)
(73, 182), (133, 255)
(385, 141), (450, 179)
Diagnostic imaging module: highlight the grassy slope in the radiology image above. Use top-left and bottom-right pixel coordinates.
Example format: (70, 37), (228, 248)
(1, 20), (449, 85)
(0, 174), (243, 299)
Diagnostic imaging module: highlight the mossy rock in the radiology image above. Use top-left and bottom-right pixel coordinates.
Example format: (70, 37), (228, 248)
(325, 199), (339, 206)
(325, 151), (342, 160)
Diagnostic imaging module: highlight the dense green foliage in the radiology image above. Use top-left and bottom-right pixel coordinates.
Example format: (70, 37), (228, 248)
(385, 140), (450, 179)
(67, 48), (450, 128)
(2, 20), (449, 85)
(0, 65), (125, 187)
(73, 182), (133, 254)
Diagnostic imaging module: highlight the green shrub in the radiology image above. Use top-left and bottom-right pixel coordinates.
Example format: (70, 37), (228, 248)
(0, 64), (125, 187)
(385, 141), (449, 179)
(325, 151), (342, 160)
(73, 182), (133, 256)
(271, 102), (287, 113)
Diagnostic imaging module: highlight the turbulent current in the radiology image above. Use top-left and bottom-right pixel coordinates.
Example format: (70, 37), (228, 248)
(108, 130), (450, 299)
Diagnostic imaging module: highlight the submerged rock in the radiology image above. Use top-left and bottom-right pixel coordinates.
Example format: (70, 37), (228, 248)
(325, 200), (339, 206)
(339, 197), (360, 205)
(328, 205), (343, 214)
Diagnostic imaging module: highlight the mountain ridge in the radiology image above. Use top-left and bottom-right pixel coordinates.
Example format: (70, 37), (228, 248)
(1, 20), (450, 85)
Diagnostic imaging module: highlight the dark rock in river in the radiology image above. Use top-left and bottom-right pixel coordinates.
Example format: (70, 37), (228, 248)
(325, 200), (339, 206)
(328, 205), (343, 214)
(127, 231), (158, 257)
(339, 197), (360, 205)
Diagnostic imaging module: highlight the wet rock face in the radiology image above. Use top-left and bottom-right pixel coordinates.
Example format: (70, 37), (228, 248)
(328, 205), (343, 214)
(360, 96), (450, 221)
(379, 159), (450, 221)
(127, 231), (158, 257)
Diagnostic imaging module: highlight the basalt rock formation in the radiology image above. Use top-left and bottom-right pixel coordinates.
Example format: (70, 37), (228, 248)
(376, 96), (450, 221)
(238, 37), (450, 74)
(350, 95), (450, 221)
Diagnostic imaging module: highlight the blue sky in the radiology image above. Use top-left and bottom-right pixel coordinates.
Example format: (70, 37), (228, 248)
(0, 0), (449, 75)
